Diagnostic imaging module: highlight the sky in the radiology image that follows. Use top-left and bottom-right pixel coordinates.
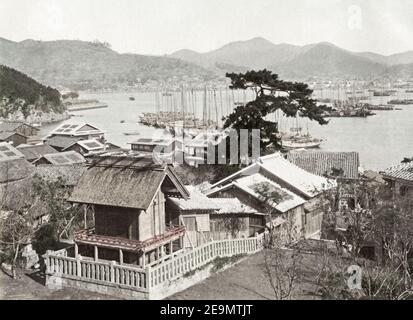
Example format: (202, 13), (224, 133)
(1, 0), (413, 56)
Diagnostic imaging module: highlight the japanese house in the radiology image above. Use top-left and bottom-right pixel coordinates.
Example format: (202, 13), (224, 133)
(62, 139), (112, 157)
(381, 161), (413, 198)
(205, 153), (334, 240)
(45, 136), (84, 152)
(17, 144), (59, 162)
(33, 151), (86, 166)
(0, 142), (34, 209)
(0, 121), (39, 137)
(168, 186), (267, 247)
(67, 156), (190, 268)
(286, 150), (360, 210)
(48, 123), (105, 140)
(0, 131), (28, 146)
(129, 137), (176, 163)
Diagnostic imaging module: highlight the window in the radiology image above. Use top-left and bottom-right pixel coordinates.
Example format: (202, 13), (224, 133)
(400, 186), (409, 197)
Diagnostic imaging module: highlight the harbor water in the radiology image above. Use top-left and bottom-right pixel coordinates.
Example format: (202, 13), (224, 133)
(39, 90), (413, 171)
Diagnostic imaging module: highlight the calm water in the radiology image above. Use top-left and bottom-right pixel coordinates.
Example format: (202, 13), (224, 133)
(40, 90), (413, 171)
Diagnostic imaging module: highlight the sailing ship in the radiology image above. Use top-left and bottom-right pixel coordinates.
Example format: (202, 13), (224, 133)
(279, 113), (323, 149)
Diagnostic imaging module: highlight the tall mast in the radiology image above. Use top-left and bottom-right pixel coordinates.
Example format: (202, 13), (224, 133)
(214, 89), (218, 129)
(203, 86), (207, 126)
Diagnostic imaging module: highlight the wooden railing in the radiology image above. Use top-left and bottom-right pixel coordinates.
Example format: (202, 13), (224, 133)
(44, 233), (265, 294)
(148, 233), (264, 288)
(45, 252), (149, 292)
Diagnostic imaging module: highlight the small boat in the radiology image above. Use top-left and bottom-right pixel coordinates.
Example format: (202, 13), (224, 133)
(123, 132), (141, 136)
(388, 99), (413, 105)
(281, 136), (323, 149)
(120, 120), (125, 124)
(129, 97), (135, 101)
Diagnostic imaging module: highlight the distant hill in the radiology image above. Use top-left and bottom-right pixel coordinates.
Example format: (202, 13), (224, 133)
(0, 38), (217, 90)
(272, 42), (387, 79)
(2, 36), (413, 89)
(171, 37), (301, 70)
(0, 64), (64, 119)
(171, 37), (413, 80)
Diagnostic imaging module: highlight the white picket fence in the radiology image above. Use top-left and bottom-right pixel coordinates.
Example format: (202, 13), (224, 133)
(45, 233), (265, 295)
(148, 234), (265, 288)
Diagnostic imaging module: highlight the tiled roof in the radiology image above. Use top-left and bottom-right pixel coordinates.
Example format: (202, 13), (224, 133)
(212, 198), (258, 215)
(233, 173), (306, 213)
(17, 144), (58, 161)
(169, 186), (220, 211)
(49, 123), (103, 137)
(382, 162), (413, 182)
(35, 151), (85, 166)
(0, 121), (38, 132)
(0, 142), (25, 162)
(286, 151), (360, 179)
(210, 153), (334, 199)
(259, 153), (333, 198)
(46, 136), (84, 149)
(0, 131), (18, 140)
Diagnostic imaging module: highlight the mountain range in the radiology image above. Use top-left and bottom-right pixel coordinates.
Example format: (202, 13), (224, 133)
(170, 37), (413, 80)
(0, 38), (216, 90)
(1, 36), (413, 91)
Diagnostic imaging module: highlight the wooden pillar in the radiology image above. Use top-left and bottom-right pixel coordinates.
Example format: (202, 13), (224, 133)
(94, 246), (98, 262)
(169, 241), (173, 256)
(119, 249), (123, 265)
(74, 243), (79, 258)
(142, 252), (146, 268)
(84, 205), (88, 229)
(179, 236), (184, 250)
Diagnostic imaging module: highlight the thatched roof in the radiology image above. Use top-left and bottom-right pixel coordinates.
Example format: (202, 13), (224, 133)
(34, 164), (87, 186)
(69, 156), (189, 210)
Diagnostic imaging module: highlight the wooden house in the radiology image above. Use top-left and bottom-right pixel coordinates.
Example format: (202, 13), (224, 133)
(17, 144), (59, 162)
(0, 142), (34, 210)
(63, 139), (108, 157)
(129, 137), (176, 163)
(183, 130), (229, 167)
(0, 121), (39, 137)
(206, 153), (335, 240)
(48, 123), (104, 140)
(45, 136), (84, 152)
(168, 186), (267, 247)
(167, 186), (220, 248)
(382, 162), (413, 198)
(286, 150), (360, 210)
(68, 156), (190, 267)
(0, 131), (27, 146)
(33, 151), (86, 166)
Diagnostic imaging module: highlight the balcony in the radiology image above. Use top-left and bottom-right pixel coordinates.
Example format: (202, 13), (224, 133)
(74, 225), (186, 253)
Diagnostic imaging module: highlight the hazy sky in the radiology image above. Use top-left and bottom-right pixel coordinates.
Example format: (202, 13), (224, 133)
(1, 0), (412, 55)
